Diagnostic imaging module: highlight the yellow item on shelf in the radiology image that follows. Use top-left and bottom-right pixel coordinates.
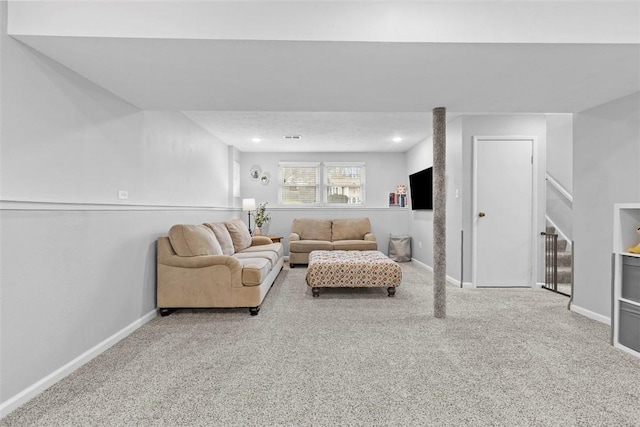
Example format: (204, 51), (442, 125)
(628, 227), (640, 253)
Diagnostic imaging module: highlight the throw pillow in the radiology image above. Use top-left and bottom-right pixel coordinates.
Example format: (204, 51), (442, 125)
(332, 218), (371, 241)
(168, 224), (223, 257)
(224, 219), (252, 252)
(204, 222), (236, 255)
(293, 218), (332, 241)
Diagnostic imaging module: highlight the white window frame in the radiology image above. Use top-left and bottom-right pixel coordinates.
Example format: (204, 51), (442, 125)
(278, 162), (321, 206)
(323, 162), (366, 206)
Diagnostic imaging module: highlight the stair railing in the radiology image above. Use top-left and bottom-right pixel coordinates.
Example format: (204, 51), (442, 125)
(546, 173), (573, 204)
(541, 231), (558, 292)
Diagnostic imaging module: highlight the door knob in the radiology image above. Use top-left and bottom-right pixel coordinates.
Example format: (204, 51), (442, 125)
(478, 212), (486, 217)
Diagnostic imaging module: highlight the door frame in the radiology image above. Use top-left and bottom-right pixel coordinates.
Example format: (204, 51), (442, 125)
(471, 135), (539, 288)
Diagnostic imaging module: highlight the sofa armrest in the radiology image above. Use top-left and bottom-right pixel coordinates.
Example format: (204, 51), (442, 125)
(251, 236), (273, 246)
(289, 232), (301, 241)
(364, 233), (376, 242)
(159, 254), (242, 271)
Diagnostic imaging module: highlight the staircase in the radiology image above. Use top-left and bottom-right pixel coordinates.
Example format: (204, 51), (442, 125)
(545, 225), (573, 296)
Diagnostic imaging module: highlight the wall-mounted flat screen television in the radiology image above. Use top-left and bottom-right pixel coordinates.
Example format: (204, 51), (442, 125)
(409, 167), (433, 210)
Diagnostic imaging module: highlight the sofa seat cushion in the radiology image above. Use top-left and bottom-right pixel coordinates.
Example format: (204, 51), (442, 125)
(239, 242), (284, 259)
(332, 240), (378, 251)
(204, 222), (236, 255)
(292, 218), (332, 241)
(289, 240), (334, 253)
(237, 258), (270, 286)
(225, 219), (252, 252)
(332, 218), (372, 241)
(168, 224), (223, 257)
(234, 250), (279, 268)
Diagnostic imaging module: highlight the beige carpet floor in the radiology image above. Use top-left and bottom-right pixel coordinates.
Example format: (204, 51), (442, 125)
(3, 262), (640, 426)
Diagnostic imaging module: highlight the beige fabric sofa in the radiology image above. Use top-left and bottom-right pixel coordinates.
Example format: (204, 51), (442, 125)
(288, 218), (377, 267)
(157, 218), (284, 316)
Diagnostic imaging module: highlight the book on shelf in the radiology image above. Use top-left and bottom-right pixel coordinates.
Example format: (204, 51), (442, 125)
(389, 193), (407, 207)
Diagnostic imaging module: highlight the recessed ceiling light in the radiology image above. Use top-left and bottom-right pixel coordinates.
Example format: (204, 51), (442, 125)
(251, 137), (261, 143)
(392, 137), (403, 143)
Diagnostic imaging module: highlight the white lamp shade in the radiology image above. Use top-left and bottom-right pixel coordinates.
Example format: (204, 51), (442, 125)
(242, 198), (256, 211)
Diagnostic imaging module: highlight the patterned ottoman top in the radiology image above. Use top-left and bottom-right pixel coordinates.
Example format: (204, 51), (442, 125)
(306, 250), (402, 288)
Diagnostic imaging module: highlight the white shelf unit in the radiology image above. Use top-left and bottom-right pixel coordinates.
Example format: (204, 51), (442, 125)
(612, 203), (640, 357)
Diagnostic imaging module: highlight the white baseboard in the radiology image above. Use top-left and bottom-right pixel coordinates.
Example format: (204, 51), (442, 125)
(0, 310), (157, 419)
(447, 276), (460, 286)
(410, 258), (430, 271)
(410, 259), (464, 287)
(570, 304), (611, 325)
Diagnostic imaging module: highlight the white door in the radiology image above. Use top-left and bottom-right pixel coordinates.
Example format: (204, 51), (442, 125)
(473, 136), (534, 287)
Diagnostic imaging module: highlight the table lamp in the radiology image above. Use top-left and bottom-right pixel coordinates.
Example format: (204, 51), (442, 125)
(242, 198), (256, 234)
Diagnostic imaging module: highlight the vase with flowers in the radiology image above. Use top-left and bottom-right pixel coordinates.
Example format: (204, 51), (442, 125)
(253, 202), (271, 236)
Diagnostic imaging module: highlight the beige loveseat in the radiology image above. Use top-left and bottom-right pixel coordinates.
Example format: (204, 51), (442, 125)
(288, 218), (377, 267)
(157, 219), (284, 316)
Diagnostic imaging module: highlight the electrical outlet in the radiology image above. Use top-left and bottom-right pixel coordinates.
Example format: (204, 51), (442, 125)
(118, 190), (128, 200)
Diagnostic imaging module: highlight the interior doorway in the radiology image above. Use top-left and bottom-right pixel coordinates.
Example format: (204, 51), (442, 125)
(472, 136), (536, 287)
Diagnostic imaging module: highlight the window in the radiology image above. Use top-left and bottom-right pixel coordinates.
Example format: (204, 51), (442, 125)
(324, 163), (365, 205)
(279, 162), (320, 205)
(278, 162), (366, 206)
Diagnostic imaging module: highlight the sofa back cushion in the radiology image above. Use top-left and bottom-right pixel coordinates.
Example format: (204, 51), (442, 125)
(332, 218), (372, 241)
(168, 224), (223, 257)
(292, 218), (332, 241)
(224, 219), (252, 252)
(205, 222), (236, 255)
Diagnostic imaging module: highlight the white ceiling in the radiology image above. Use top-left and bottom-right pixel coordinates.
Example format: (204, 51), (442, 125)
(14, 35), (640, 152)
(184, 111), (437, 152)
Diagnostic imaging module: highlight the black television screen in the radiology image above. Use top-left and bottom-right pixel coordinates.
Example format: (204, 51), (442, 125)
(409, 167), (433, 210)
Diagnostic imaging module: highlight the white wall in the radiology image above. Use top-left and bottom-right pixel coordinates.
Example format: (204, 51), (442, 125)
(445, 118), (464, 283)
(546, 114), (574, 240)
(239, 152), (410, 255)
(406, 135), (434, 267)
(405, 116), (463, 284)
(546, 114), (573, 192)
(0, 33), (230, 207)
(0, 4), (236, 413)
(572, 92), (640, 321)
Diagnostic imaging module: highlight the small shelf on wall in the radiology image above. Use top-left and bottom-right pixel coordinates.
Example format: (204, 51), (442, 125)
(388, 192), (408, 208)
(612, 203), (640, 358)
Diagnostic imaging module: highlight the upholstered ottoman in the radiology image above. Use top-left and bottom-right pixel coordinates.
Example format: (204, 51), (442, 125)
(306, 250), (402, 297)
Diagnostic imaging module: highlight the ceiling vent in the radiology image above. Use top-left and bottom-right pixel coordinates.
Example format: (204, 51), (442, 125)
(284, 135), (302, 140)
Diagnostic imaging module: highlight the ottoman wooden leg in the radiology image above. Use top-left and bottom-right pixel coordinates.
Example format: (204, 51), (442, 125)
(312, 288), (320, 298)
(387, 287), (396, 297)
